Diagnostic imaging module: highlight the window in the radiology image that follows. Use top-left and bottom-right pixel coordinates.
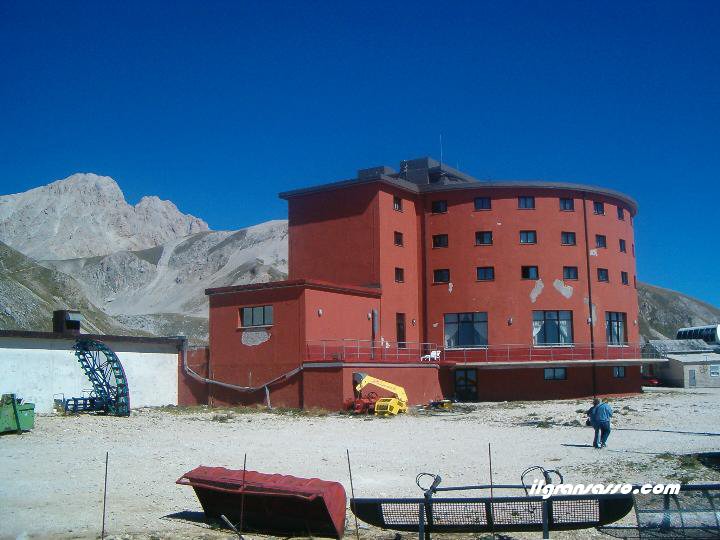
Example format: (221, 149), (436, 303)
(520, 230), (537, 244)
(596, 234), (607, 248)
(563, 266), (579, 280)
(710, 365), (720, 377)
(597, 268), (609, 282)
(634, 275), (637, 288)
(432, 234), (448, 248)
(396, 313), (406, 347)
(431, 200), (448, 214)
(560, 198), (575, 211)
(444, 312), (488, 348)
(613, 366), (626, 378)
(241, 305), (273, 327)
(544, 367), (567, 380)
(474, 197), (491, 210)
(606, 312), (627, 344)
(617, 207), (625, 220)
(561, 231), (576, 245)
(621, 271), (629, 285)
(394, 231), (404, 246)
(394, 267), (405, 282)
(476, 266), (495, 281)
(619, 239), (627, 253)
(433, 269), (450, 283)
(522, 266), (539, 279)
(632, 243), (635, 257)
(593, 201), (605, 215)
(475, 231), (493, 245)
(533, 311), (574, 345)
(393, 196), (403, 212)
(518, 196), (535, 209)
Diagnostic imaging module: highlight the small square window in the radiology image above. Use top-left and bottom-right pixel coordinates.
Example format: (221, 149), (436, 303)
(613, 366), (626, 378)
(617, 207), (625, 220)
(474, 197), (491, 210)
(596, 234), (607, 248)
(431, 200), (448, 214)
(710, 365), (720, 377)
(475, 231), (493, 245)
(619, 239), (627, 253)
(544, 367), (567, 380)
(395, 267), (405, 282)
(593, 201), (605, 215)
(559, 198), (575, 211)
(520, 230), (537, 244)
(476, 266), (495, 281)
(598, 268), (609, 282)
(432, 234), (448, 248)
(563, 266), (579, 280)
(521, 266), (539, 280)
(241, 305), (273, 327)
(433, 269), (450, 283)
(393, 196), (403, 212)
(621, 271), (629, 285)
(561, 231), (576, 245)
(518, 196), (535, 209)
(394, 231), (403, 246)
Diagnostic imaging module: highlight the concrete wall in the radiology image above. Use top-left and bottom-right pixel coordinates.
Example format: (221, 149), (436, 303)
(0, 337), (179, 413)
(682, 362), (720, 388)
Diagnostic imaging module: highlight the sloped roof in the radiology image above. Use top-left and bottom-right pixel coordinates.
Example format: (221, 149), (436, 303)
(666, 353), (720, 364)
(646, 339), (713, 355)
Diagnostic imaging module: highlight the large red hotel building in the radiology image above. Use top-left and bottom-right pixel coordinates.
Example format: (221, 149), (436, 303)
(204, 157), (656, 410)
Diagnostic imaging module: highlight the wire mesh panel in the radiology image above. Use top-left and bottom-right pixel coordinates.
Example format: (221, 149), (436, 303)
(381, 503), (424, 526)
(553, 499), (600, 524)
(431, 502), (488, 526)
(491, 500), (544, 525)
(633, 488), (720, 539)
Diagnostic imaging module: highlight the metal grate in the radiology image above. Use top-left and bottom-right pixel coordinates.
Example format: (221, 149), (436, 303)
(491, 501), (544, 525)
(431, 502), (488, 526)
(552, 499), (600, 524)
(381, 503), (424, 526)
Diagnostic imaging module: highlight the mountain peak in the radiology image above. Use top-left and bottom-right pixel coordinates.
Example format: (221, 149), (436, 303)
(0, 173), (209, 260)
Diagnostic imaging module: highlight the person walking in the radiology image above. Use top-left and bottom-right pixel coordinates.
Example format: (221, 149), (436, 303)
(593, 398), (613, 448)
(587, 398), (601, 448)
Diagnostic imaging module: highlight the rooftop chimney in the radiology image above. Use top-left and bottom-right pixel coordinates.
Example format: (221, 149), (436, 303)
(53, 310), (82, 335)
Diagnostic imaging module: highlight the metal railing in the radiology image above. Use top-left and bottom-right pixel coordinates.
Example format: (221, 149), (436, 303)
(304, 340), (656, 365)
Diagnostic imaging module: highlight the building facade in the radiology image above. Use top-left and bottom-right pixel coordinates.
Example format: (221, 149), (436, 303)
(206, 158), (654, 409)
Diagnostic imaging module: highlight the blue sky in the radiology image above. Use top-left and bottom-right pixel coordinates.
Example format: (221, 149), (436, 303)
(1, 1), (719, 306)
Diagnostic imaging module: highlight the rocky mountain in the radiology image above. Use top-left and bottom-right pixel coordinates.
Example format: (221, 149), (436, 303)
(0, 173), (208, 259)
(638, 281), (720, 340)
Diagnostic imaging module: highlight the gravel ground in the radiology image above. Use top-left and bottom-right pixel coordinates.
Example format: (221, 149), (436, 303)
(2, 387), (720, 540)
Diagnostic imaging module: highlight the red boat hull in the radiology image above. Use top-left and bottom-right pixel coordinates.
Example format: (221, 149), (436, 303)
(177, 466), (347, 538)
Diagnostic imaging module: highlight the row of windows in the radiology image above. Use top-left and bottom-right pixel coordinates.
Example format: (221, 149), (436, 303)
(418, 231), (633, 253)
(443, 310), (628, 348)
(393, 194), (629, 219)
(544, 366), (626, 380)
(421, 267), (633, 284)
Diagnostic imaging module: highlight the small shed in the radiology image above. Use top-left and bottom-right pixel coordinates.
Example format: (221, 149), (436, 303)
(643, 340), (720, 388)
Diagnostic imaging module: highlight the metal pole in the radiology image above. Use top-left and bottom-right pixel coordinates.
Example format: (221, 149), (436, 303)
(346, 449), (361, 540)
(542, 500), (550, 539)
(239, 453), (247, 536)
(101, 451), (109, 539)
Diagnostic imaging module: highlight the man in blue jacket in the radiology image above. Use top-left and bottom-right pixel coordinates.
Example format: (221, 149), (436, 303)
(593, 398), (613, 448)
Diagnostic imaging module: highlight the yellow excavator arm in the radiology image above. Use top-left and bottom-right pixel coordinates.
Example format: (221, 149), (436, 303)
(353, 372), (408, 403)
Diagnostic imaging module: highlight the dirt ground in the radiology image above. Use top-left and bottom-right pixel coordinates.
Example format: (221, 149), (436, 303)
(2, 387), (720, 540)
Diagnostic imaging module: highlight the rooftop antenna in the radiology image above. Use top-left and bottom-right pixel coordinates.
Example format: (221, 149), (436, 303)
(439, 133), (444, 168)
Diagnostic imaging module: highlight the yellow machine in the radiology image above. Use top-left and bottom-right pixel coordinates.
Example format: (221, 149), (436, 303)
(352, 372), (408, 416)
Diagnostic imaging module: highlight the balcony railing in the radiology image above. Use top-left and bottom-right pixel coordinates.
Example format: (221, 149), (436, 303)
(304, 339), (655, 365)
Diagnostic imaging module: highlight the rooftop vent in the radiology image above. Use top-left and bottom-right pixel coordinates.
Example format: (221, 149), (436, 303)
(53, 310), (82, 335)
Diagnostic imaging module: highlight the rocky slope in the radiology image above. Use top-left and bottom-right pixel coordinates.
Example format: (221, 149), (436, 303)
(638, 281), (720, 339)
(0, 173), (208, 259)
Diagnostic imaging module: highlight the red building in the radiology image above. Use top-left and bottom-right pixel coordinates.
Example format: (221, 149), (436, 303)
(204, 157), (656, 409)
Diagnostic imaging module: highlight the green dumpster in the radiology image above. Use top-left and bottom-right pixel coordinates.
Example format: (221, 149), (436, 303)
(1, 394), (35, 433)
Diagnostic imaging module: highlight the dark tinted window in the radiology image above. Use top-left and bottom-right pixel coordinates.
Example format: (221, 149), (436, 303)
(561, 231), (576, 245)
(521, 266), (539, 279)
(593, 201), (605, 215)
(598, 268), (609, 282)
(433, 269), (450, 283)
(431, 200), (448, 213)
(563, 266), (579, 280)
(476, 267), (495, 281)
(596, 234), (607, 248)
(560, 198), (574, 211)
(520, 230), (537, 244)
(475, 231), (493, 245)
(474, 197), (491, 210)
(518, 196), (535, 209)
(432, 234), (448, 248)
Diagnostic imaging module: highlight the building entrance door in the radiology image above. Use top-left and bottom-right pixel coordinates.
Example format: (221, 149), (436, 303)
(454, 368), (478, 402)
(689, 369), (697, 387)
(396, 313), (406, 348)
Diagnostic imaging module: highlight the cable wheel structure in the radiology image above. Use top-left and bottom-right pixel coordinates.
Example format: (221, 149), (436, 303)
(64, 338), (130, 417)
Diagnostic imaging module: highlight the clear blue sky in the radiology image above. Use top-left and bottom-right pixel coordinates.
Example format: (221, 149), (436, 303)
(1, 1), (719, 306)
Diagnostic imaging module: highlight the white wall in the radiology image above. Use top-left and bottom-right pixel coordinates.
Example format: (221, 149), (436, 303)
(0, 338), (179, 413)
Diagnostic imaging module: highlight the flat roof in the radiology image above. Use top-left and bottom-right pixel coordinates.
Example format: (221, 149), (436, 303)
(279, 157), (639, 215)
(0, 330), (185, 347)
(206, 278), (382, 298)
